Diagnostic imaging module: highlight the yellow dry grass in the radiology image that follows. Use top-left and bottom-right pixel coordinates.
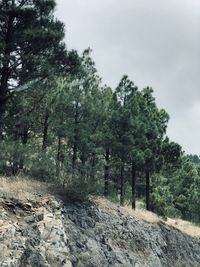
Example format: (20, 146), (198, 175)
(123, 205), (160, 223)
(92, 196), (200, 238)
(0, 176), (49, 201)
(166, 218), (200, 237)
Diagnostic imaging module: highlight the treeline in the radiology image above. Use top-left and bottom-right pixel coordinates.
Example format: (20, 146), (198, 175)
(0, 0), (200, 223)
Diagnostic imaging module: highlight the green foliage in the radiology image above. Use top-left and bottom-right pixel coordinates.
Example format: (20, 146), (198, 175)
(30, 152), (56, 181)
(152, 157), (200, 222)
(152, 174), (181, 218)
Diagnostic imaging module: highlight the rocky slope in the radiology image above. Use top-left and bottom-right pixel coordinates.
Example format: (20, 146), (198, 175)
(0, 193), (200, 267)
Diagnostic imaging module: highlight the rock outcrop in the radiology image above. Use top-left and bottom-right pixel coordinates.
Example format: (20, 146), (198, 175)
(0, 194), (200, 267)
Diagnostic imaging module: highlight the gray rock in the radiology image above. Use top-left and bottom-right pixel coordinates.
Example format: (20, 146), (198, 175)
(63, 202), (200, 267)
(1, 196), (200, 267)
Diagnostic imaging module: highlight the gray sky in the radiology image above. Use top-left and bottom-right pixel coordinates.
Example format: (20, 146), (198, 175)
(55, 0), (200, 154)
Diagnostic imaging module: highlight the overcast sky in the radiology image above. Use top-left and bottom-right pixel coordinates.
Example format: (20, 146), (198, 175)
(55, 0), (200, 154)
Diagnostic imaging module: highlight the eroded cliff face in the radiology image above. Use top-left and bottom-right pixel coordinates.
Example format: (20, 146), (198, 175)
(0, 194), (200, 267)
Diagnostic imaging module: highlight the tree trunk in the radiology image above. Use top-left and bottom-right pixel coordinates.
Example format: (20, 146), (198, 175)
(12, 125), (20, 175)
(19, 127), (29, 170)
(22, 127), (29, 144)
(104, 147), (110, 196)
(120, 162), (125, 206)
(72, 103), (79, 170)
(131, 162), (136, 209)
(146, 169), (150, 211)
(72, 142), (77, 170)
(0, 103), (5, 139)
(80, 152), (87, 177)
(0, 13), (15, 138)
(42, 109), (49, 151)
(90, 152), (96, 181)
(56, 136), (62, 177)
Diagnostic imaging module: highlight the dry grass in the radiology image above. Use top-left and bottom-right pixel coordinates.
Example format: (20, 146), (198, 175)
(92, 196), (200, 238)
(92, 196), (160, 223)
(166, 218), (200, 237)
(125, 206), (200, 237)
(123, 205), (161, 223)
(0, 176), (49, 201)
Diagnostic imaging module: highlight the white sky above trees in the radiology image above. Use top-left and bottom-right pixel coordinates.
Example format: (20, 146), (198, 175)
(55, 0), (200, 154)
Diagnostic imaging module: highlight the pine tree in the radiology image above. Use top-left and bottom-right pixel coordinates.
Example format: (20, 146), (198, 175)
(110, 76), (136, 206)
(0, 0), (66, 136)
(141, 87), (169, 210)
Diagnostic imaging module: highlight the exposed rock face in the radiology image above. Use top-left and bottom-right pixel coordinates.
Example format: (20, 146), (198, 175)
(0, 196), (71, 267)
(63, 201), (200, 267)
(0, 195), (200, 267)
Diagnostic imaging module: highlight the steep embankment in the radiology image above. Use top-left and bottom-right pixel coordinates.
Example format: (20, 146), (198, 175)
(0, 178), (200, 267)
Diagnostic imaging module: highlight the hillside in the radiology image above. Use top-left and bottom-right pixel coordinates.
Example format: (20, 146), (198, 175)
(0, 177), (200, 267)
(1, 0), (200, 247)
